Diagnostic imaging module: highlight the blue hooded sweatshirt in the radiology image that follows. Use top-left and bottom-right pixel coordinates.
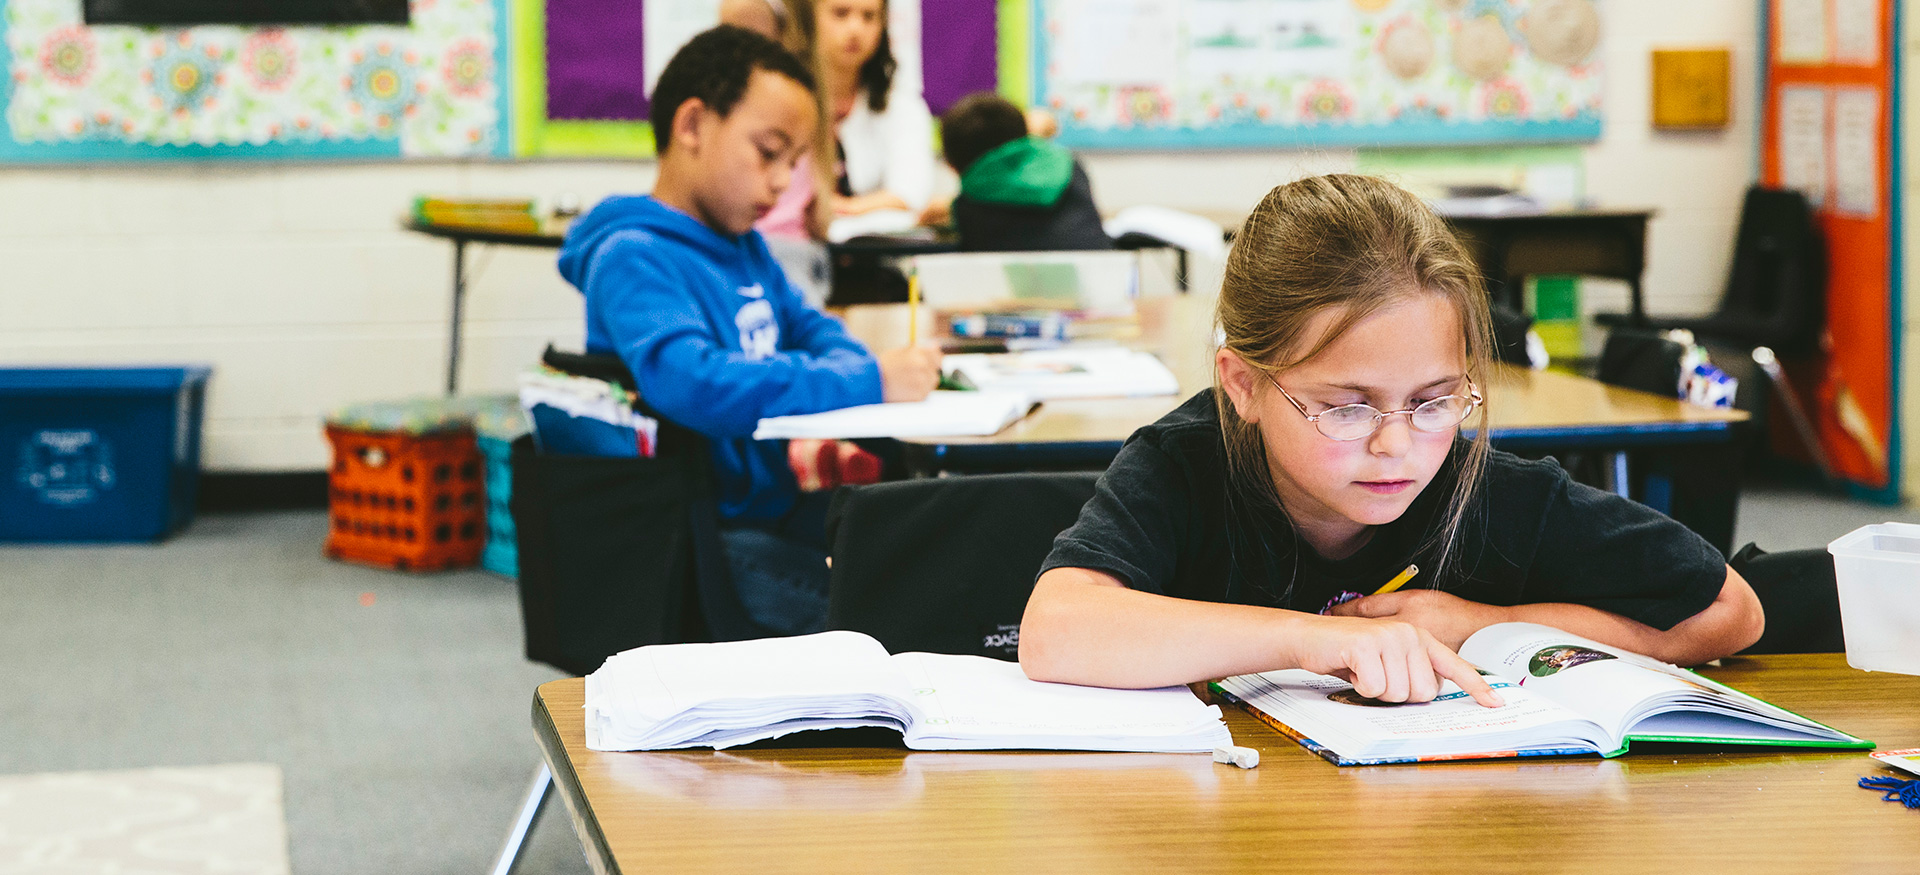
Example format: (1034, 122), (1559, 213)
(556, 195), (883, 522)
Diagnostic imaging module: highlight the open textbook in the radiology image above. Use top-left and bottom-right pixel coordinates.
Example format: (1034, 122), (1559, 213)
(942, 348), (1181, 400)
(1213, 622), (1871, 766)
(751, 391), (1033, 440)
(584, 631), (1233, 753)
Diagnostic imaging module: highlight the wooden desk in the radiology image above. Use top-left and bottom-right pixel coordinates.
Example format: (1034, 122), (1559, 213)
(1443, 209), (1655, 323)
(532, 655), (1920, 874)
(1194, 206), (1655, 323)
(401, 219), (566, 395)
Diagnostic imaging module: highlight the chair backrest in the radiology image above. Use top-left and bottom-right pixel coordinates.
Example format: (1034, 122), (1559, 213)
(824, 472), (1101, 660)
(1713, 187), (1826, 353)
(1598, 329), (1687, 398)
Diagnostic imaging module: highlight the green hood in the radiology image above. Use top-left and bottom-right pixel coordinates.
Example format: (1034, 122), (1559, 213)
(959, 137), (1074, 208)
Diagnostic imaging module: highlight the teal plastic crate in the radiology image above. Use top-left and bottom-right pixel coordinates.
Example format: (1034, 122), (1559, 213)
(478, 432), (517, 577)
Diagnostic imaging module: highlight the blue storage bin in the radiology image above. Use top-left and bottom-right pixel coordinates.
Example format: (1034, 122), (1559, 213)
(0, 366), (211, 542)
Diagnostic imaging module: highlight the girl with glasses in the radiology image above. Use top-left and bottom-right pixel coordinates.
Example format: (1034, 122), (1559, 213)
(1019, 175), (1763, 706)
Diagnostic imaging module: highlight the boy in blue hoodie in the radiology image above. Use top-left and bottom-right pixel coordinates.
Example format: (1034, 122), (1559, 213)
(557, 26), (941, 637)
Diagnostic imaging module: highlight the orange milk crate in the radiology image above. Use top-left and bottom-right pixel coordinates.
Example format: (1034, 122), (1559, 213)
(324, 424), (486, 571)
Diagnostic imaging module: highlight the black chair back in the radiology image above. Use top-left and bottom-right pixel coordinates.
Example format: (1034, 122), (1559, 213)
(824, 472), (1101, 659)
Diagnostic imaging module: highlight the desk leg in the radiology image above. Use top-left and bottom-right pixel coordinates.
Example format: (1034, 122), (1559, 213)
(447, 239), (468, 396)
(488, 763), (552, 875)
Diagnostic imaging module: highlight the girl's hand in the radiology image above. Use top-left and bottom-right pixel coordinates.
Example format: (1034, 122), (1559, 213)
(1328, 590), (1512, 651)
(1288, 615), (1504, 708)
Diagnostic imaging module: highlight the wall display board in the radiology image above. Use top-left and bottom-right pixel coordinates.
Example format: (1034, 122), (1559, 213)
(0, 0), (509, 160)
(1035, 0), (1605, 149)
(1761, 0), (1901, 498)
(515, 0), (1000, 158)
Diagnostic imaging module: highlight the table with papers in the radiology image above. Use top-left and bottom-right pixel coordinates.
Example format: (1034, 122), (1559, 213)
(532, 653), (1920, 874)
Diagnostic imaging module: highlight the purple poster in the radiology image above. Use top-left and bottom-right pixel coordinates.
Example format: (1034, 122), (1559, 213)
(920, 0), (996, 115)
(546, 0), (650, 121)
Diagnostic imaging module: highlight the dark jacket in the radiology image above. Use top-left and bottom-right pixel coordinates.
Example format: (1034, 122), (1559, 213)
(951, 137), (1113, 252)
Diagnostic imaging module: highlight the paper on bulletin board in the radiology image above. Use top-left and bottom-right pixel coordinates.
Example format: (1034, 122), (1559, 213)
(644, 0), (722, 97)
(1777, 86), (1829, 206)
(1832, 0), (1882, 66)
(1775, 0), (1829, 64)
(1052, 0), (1179, 86)
(1831, 87), (1880, 218)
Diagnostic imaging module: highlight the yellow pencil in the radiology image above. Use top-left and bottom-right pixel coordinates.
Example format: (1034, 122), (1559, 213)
(1373, 564), (1419, 596)
(907, 269), (921, 347)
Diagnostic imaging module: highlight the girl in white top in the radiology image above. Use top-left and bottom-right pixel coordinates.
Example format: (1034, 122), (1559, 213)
(814, 0), (935, 217)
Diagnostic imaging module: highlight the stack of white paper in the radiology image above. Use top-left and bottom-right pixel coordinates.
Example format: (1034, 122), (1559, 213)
(751, 391), (1033, 440)
(583, 631), (1233, 753)
(943, 348), (1181, 400)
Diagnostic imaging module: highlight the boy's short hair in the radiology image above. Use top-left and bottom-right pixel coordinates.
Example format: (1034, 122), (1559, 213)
(650, 25), (816, 154)
(940, 93), (1028, 174)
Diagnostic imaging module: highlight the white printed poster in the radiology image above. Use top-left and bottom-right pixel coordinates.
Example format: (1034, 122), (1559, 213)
(1832, 0), (1882, 66)
(644, 0), (724, 96)
(1777, 86), (1829, 206)
(1831, 87), (1881, 218)
(1775, 0), (1830, 64)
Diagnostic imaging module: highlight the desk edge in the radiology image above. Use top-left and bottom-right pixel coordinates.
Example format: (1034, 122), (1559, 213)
(533, 684), (622, 875)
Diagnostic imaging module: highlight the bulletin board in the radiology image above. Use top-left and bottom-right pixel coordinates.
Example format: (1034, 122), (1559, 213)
(0, 0), (511, 161)
(1034, 0), (1605, 150)
(515, 0), (1002, 159)
(1761, 0), (1901, 498)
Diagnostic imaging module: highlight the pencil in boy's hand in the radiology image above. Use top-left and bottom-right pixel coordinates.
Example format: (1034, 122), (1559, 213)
(1373, 564), (1419, 596)
(907, 270), (921, 347)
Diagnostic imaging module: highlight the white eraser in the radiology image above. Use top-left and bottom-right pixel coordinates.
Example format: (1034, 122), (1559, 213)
(1212, 745), (1259, 769)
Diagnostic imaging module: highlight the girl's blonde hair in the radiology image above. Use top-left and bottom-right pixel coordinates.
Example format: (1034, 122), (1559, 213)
(1213, 173), (1497, 587)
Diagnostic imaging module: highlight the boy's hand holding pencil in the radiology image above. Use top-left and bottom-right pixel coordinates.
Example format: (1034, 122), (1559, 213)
(878, 346), (942, 402)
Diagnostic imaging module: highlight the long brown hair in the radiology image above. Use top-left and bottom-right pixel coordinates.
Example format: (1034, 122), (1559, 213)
(1213, 173), (1497, 585)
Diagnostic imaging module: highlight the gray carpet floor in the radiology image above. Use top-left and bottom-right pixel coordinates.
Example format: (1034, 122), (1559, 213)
(1, 480), (1914, 874)
(0, 511), (588, 875)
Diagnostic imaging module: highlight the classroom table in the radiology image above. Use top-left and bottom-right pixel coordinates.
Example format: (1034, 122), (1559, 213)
(530, 654), (1920, 875)
(1443, 208), (1656, 324)
(1194, 206), (1656, 324)
(401, 219), (566, 395)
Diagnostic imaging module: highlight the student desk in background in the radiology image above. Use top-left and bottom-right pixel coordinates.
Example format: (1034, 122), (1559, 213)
(531, 654), (1920, 874)
(1443, 208), (1656, 324)
(845, 297), (1749, 553)
(1197, 207), (1656, 324)
(402, 219), (566, 395)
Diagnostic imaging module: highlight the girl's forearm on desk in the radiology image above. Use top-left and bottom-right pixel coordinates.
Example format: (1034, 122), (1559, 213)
(1018, 567), (1302, 688)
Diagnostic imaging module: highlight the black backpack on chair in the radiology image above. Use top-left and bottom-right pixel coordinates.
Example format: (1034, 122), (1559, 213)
(509, 348), (757, 677)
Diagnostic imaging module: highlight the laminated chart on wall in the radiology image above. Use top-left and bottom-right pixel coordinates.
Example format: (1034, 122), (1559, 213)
(1035, 0), (1605, 149)
(0, 0), (510, 160)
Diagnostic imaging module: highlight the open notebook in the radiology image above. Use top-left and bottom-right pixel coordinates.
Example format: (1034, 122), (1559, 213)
(751, 391), (1033, 440)
(583, 631), (1233, 753)
(942, 348), (1181, 400)
(1213, 622), (1871, 766)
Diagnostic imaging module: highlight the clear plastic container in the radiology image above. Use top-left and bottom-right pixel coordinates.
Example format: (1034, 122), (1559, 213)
(1827, 523), (1920, 675)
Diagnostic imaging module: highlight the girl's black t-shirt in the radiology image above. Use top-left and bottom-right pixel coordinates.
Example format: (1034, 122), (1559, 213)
(1041, 391), (1727, 631)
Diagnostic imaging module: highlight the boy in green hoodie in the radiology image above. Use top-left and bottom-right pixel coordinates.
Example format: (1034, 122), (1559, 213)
(939, 93), (1114, 252)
